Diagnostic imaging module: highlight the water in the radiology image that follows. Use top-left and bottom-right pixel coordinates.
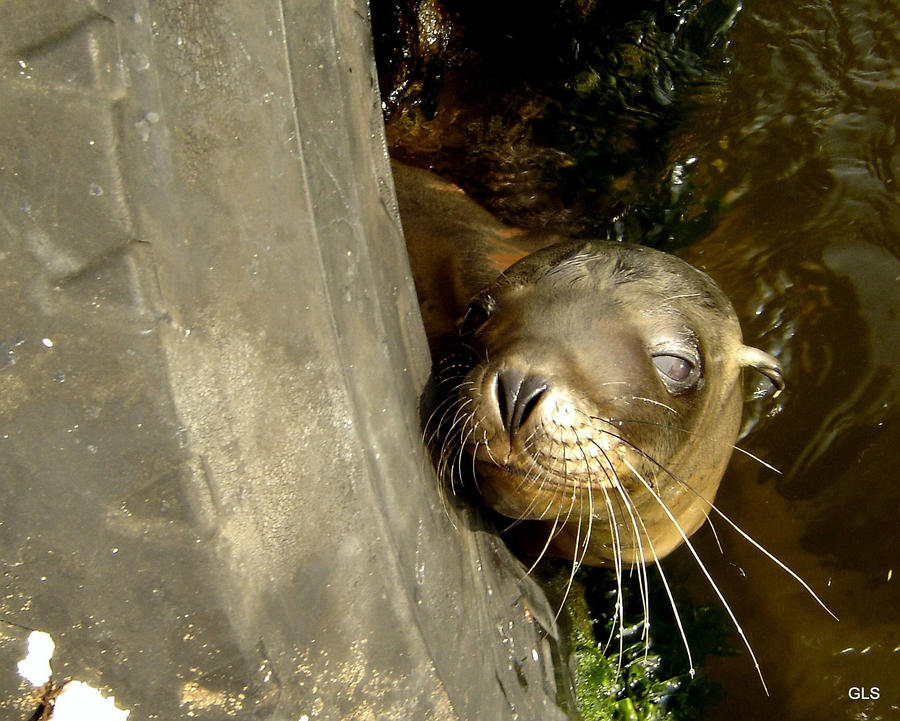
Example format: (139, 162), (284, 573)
(665, 1), (900, 718)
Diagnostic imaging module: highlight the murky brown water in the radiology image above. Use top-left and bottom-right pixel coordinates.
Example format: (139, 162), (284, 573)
(668, 0), (900, 718)
(378, 0), (900, 717)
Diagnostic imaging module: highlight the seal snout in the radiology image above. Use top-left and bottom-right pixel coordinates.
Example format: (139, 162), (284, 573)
(494, 369), (549, 437)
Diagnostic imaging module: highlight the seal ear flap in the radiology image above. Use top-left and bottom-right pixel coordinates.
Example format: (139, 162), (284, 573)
(737, 345), (785, 397)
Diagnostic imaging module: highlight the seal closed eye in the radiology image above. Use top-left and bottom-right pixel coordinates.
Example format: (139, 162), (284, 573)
(393, 160), (784, 567)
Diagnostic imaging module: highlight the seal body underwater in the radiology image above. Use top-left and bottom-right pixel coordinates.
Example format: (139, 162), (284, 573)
(393, 161), (784, 568)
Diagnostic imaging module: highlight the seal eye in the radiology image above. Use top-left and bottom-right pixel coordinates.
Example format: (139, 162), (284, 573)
(459, 296), (494, 337)
(652, 353), (699, 394)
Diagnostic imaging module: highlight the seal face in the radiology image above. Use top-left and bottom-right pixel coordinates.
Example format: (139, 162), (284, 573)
(395, 162), (784, 567)
(450, 240), (777, 566)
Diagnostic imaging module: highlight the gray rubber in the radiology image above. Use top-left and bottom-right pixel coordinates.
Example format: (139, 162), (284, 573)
(0, 1), (571, 719)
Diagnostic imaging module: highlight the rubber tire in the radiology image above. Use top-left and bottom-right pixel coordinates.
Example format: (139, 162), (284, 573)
(0, 2), (571, 719)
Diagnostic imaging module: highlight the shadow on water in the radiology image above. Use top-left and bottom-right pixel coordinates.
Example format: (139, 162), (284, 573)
(374, 0), (900, 718)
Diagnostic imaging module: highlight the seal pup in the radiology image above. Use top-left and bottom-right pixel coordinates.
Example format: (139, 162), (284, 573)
(395, 161), (782, 565)
(393, 160), (836, 689)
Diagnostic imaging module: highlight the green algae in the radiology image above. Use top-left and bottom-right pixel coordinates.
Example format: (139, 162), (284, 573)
(545, 566), (732, 720)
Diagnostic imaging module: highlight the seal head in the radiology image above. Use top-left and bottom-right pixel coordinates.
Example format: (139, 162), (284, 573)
(445, 240), (783, 566)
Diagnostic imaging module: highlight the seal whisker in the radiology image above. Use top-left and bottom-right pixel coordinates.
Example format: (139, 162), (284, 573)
(583, 416), (835, 620)
(523, 511), (563, 577)
(511, 429), (579, 525)
(497, 460), (551, 529)
(606, 457), (697, 676)
(621, 456), (770, 695)
(423, 389), (467, 448)
(432, 364), (473, 389)
(523, 462), (580, 578)
(596, 424), (837, 621)
(596, 445), (651, 648)
(592, 414), (784, 475)
(597, 479), (627, 675)
(553, 486), (587, 617)
(439, 403), (479, 495)
(704, 502), (838, 621)
(581, 441), (650, 645)
(619, 396), (679, 415)
(500, 456), (556, 530)
(434, 396), (472, 467)
(610, 485), (652, 653)
(615, 485), (655, 661)
(458, 417), (488, 494)
(731, 445), (782, 475)
(432, 401), (472, 464)
(431, 381), (473, 431)
(596, 440), (695, 671)
(565, 442), (627, 660)
(557, 442), (581, 529)
(661, 292), (703, 302)
(609, 480), (654, 654)
(572, 433), (597, 573)
(706, 512), (725, 556)
(553, 432), (599, 619)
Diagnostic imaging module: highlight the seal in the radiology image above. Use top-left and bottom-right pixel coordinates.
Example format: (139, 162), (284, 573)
(393, 161), (784, 568)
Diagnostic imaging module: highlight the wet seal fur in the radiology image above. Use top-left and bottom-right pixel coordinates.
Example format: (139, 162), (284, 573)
(394, 161), (785, 568)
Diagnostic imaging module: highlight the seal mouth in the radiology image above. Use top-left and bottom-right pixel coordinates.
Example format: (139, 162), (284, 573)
(476, 458), (620, 491)
(471, 435), (634, 495)
(468, 418), (633, 483)
(471, 448), (653, 525)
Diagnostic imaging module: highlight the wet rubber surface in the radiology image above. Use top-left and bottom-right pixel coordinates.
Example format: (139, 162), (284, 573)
(0, 2), (572, 719)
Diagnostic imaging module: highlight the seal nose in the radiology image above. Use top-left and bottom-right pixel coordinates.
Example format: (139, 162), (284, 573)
(495, 370), (548, 437)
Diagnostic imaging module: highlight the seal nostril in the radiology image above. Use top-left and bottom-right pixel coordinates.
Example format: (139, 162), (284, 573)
(495, 370), (517, 434)
(495, 370), (548, 437)
(515, 376), (548, 433)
